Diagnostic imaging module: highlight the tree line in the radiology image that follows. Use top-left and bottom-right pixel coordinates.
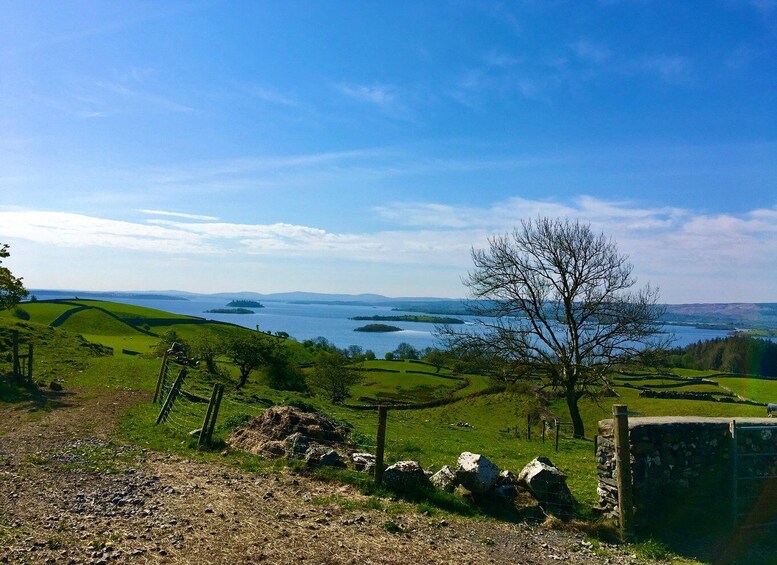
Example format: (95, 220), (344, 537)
(665, 335), (777, 377)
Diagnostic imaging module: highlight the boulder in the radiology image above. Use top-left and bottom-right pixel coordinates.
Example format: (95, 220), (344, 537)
(284, 432), (310, 459)
(260, 440), (286, 458)
(497, 469), (518, 486)
(455, 452), (500, 494)
(382, 461), (430, 493)
(304, 446), (346, 468)
(350, 452), (376, 473)
(517, 456), (574, 508)
(493, 484), (519, 499)
(430, 465), (457, 492)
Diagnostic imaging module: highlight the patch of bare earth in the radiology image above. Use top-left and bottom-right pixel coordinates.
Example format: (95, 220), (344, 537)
(1, 387), (641, 564)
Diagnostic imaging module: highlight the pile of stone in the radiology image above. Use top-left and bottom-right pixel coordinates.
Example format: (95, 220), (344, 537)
(381, 451), (574, 513)
(227, 405), (352, 468)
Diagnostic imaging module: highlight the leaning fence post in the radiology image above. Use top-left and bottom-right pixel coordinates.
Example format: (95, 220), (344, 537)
(613, 404), (633, 540)
(204, 384), (224, 445)
(199, 384), (220, 447)
(153, 351), (170, 404)
(374, 406), (388, 485)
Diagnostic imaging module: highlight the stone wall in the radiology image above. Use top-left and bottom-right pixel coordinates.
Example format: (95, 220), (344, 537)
(596, 416), (777, 533)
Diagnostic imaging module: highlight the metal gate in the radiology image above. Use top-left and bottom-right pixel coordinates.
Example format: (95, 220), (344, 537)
(731, 421), (777, 528)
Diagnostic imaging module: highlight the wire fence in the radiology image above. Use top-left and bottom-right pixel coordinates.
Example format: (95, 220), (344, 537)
(154, 348), (224, 447)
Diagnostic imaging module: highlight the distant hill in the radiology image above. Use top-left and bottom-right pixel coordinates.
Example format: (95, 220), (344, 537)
(663, 303), (777, 328)
(29, 289), (777, 329)
(29, 289), (188, 301)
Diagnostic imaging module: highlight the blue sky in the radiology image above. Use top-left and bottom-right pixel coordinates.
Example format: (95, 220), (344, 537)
(1, 1), (775, 302)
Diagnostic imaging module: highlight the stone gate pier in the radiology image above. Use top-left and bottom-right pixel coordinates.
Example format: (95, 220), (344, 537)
(596, 416), (777, 532)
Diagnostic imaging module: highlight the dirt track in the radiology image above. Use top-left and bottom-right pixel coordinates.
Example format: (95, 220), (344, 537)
(0, 387), (643, 564)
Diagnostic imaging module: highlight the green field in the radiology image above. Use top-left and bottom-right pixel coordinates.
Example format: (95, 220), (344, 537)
(2, 299), (774, 520)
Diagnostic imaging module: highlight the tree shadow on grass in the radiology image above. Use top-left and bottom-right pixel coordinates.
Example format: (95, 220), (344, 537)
(0, 376), (75, 413)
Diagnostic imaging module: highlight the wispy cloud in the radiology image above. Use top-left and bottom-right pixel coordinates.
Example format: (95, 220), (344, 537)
(95, 80), (195, 113)
(137, 209), (220, 221)
(570, 40), (611, 65)
(637, 55), (694, 84)
(246, 85), (298, 107)
(336, 83), (416, 120)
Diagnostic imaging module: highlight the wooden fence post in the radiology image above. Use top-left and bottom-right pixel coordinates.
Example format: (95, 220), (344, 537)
(730, 419), (738, 528)
(153, 351), (169, 404)
(527, 414), (531, 440)
(156, 369), (186, 425)
(613, 404), (634, 540)
(542, 419), (546, 443)
(204, 384), (224, 445)
(12, 330), (19, 376)
(555, 419), (560, 452)
(199, 383), (220, 447)
(26, 343), (33, 382)
(374, 406), (388, 485)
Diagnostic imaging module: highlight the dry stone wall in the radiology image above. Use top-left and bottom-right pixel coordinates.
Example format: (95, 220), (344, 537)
(596, 416), (777, 533)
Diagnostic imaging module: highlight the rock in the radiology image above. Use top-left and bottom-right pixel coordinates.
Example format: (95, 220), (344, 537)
(517, 456), (574, 509)
(455, 452), (500, 494)
(497, 469), (518, 485)
(227, 406), (349, 457)
(430, 465), (457, 492)
(382, 461), (430, 493)
(350, 452), (376, 473)
(304, 446), (345, 468)
(493, 484), (519, 499)
(49, 381), (63, 391)
(260, 440), (286, 458)
(284, 433), (310, 459)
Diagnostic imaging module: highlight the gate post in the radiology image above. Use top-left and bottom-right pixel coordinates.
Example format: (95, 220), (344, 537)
(374, 406), (388, 485)
(613, 404), (633, 540)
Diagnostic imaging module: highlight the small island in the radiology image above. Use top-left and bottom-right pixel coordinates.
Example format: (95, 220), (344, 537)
(351, 315), (464, 324)
(204, 308), (255, 314)
(226, 300), (264, 308)
(354, 323), (403, 333)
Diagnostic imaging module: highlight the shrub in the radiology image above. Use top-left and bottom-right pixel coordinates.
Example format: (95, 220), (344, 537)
(13, 307), (30, 320)
(266, 359), (307, 392)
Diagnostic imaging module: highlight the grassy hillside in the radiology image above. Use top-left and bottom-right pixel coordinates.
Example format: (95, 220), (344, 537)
(4, 299), (776, 517)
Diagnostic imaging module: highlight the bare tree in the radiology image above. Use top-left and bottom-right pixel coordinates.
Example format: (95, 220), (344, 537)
(439, 218), (667, 438)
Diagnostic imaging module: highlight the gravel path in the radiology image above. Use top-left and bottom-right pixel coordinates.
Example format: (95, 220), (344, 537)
(0, 387), (646, 564)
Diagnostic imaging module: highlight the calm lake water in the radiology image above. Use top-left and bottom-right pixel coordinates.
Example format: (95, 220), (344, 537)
(33, 292), (742, 356)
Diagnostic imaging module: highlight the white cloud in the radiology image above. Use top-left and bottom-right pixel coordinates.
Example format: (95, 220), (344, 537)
(3, 199), (776, 302)
(138, 209), (220, 221)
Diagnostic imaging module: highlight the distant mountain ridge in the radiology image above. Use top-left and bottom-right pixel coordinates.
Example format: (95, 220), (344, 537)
(29, 289), (777, 328)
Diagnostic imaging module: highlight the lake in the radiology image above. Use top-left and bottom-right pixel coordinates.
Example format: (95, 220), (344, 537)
(32, 292), (743, 356)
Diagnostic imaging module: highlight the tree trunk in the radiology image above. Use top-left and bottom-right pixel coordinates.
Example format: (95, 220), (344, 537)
(566, 387), (585, 439)
(236, 370), (249, 389)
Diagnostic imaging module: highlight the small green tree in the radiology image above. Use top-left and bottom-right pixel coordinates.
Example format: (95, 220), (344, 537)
(189, 332), (223, 374)
(394, 342), (419, 360)
(266, 358), (307, 391)
(223, 332), (283, 389)
(153, 329), (188, 357)
(0, 243), (28, 310)
(309, 351), (360, 403)
(423, 348), (449, 373)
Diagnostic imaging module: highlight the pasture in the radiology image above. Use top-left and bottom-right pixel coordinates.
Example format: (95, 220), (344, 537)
(3, 299), (775, 522)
